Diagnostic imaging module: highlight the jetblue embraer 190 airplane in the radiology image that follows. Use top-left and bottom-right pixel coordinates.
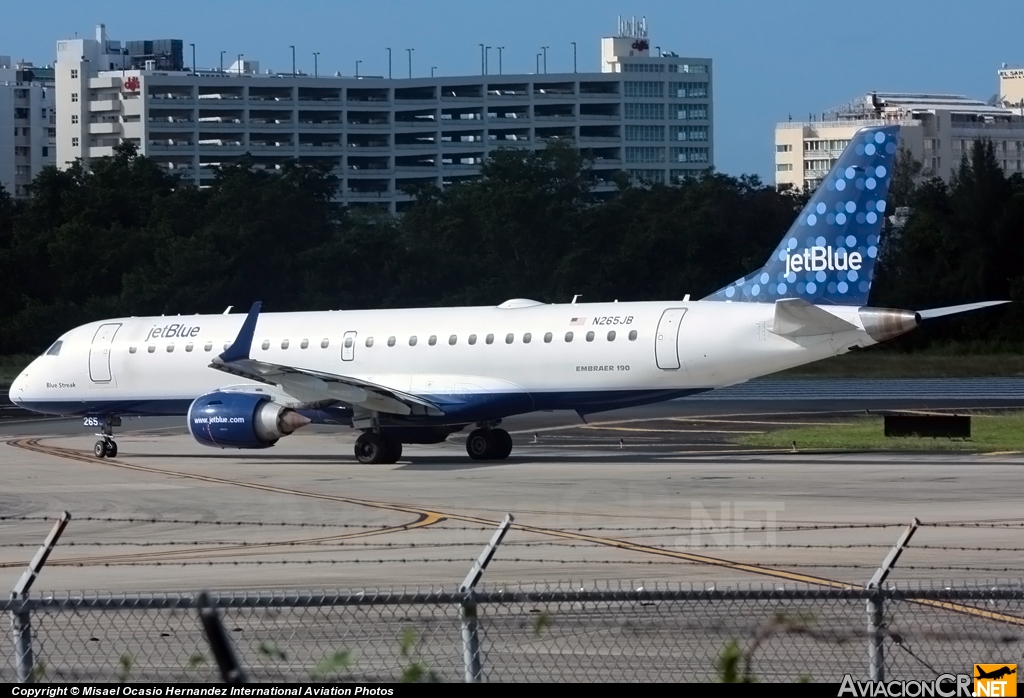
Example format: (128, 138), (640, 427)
(9, 126), (1007, 463)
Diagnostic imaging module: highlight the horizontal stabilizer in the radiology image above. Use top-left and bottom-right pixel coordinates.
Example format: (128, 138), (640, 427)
(917, 300), (1010, 320)
(771, 298), (857, 337)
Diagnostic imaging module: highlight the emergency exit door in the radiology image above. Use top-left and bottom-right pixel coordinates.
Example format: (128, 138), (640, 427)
(342, 331), (357, 361)
(654, 309), (687, 370)
(89, 323), (121, 382)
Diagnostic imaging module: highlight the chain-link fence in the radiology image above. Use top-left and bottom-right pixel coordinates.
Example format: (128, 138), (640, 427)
(3, 582), (1023, 683)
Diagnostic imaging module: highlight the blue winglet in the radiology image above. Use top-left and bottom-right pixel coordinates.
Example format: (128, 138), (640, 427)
(218, 302), (261, 363)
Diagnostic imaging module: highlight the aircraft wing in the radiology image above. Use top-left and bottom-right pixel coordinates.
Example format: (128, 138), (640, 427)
(209, 302), (445, 417)
(770, 298), (858, 337)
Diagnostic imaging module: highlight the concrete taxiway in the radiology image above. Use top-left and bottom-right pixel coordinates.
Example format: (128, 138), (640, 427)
(1, 407), (1022, 594)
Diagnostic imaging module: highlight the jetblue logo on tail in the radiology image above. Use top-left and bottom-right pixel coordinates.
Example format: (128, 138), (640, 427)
(785, 247), (862, 275)
(704, 125), (898, 306)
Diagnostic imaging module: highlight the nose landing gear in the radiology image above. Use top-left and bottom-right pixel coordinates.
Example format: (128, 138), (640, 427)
(92, 416), (121, 459)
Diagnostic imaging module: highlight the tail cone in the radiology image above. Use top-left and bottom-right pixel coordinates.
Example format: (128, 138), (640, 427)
(858, 307), (920, 342)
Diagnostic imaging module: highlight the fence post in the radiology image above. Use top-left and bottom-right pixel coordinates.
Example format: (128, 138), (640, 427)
(460, 598), (482, 684)
(9, 511), (71, 684)
(866, 518), (919, 682)
(196, 591), (248, 684)
(10, 610), (33, 684)
(459, 513), (514, 683)
(866, 591), (885, 683)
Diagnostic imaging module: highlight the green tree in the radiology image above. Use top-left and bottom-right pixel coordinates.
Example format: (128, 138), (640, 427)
(888, 146), (924, 209)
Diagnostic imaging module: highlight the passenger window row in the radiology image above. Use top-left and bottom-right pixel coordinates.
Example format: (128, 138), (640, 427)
(128, 330), (638, 355)
(369, 329), (638, 346)
(130, 338), (329, 354)
(130, 340), (233, 354)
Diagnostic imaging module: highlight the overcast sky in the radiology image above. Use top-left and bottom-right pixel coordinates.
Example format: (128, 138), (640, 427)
(2, 0), (1022, 179)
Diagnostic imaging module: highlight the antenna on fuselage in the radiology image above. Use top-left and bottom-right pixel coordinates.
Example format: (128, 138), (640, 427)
(223, 306), (233, 314)
(571, 295), (581, 304)
(683, 294), (690, 301)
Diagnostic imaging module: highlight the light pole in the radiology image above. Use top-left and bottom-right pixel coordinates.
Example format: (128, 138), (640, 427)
(431, 66), (437, 77)
(406, 48), (413, 78)
(542, 46), (548, 73)
(219, 50), (225, 72)
(497, 47), (504, 75)
(313, 52), (319, 78)
(479, 43), (484, 75)
(237, 53), (243, 75)
(290, 45), (295, 76)
(571, 41), (577, 73)
(485, 46), (491, 75)
(656, 46), (661, 57)
(535, 53), (540, 74)
(386, 47), (392, 79)
(355, 59), (361, 78)
(190, 43), (196, 76)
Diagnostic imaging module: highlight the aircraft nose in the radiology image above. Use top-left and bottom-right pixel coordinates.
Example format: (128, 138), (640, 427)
(9, 370), (28, 404)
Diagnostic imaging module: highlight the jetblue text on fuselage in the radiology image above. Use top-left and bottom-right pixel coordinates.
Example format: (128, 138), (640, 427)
(785, 247), (863, 276)
(144, 323), (201, 342)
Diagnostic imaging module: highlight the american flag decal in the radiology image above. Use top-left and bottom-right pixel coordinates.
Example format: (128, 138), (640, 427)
(569, 317), (587, 326)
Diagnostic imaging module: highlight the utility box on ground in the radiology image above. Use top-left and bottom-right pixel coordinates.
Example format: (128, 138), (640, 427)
(884, 414), (970, 439)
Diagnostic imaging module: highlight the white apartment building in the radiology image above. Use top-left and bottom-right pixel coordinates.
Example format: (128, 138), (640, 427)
(0, 56), (55, 198)
(999, 66), (1024, 110)
(775, 88), (1024, 191)
(56, 23), (713, 212)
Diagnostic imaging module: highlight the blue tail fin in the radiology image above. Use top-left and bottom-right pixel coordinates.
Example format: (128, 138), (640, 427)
(705, 125), (898, 306)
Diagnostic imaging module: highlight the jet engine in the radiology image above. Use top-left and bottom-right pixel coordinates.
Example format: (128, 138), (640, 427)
(187, 392), (310, 449)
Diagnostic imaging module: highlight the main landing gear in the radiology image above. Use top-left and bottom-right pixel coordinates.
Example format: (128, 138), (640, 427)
(465, 427), (513, 461)
(353, 426), (514, 463)
(354, 431), (403, 465)
(93, 416), (121, 459)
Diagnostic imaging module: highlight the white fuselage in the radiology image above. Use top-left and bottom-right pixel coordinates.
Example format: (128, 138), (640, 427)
(11, 299), (877, 424)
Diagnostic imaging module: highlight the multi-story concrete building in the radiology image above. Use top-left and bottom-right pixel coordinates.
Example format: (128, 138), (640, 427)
(999, 66), (1024, 110)
(56, 22), (713, 212)
(775, 87), (1024, 191)
(0, 56), (55, 198)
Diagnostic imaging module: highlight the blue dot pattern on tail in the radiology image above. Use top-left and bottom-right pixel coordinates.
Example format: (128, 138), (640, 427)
(705, 125), (898, 306)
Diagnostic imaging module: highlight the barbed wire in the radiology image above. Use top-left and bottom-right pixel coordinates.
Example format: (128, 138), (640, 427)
(42, 558), (1024, 572)
(6, 514), (1024, 531)
(4, 540), (1024, 552)
(565, 522), (1024, 532)
(0, 515), (456, 529)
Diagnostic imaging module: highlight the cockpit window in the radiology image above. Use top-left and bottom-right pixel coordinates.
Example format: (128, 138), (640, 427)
(45, 340), (63, 356)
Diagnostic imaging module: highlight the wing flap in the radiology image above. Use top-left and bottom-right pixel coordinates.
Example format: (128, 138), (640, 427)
(771, 298), (858, 337)
(211, 358), (443, 416)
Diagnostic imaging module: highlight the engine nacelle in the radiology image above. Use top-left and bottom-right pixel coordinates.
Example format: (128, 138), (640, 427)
(188, 391), (310, 449)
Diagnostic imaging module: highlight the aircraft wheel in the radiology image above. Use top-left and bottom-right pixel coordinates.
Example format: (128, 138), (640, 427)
(93, 440), (107, 459)
(104, 440), (118, 458)
(355, 432), (388, 464)
(466, 429), (493, 460)
(491, 429), (513, 460)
